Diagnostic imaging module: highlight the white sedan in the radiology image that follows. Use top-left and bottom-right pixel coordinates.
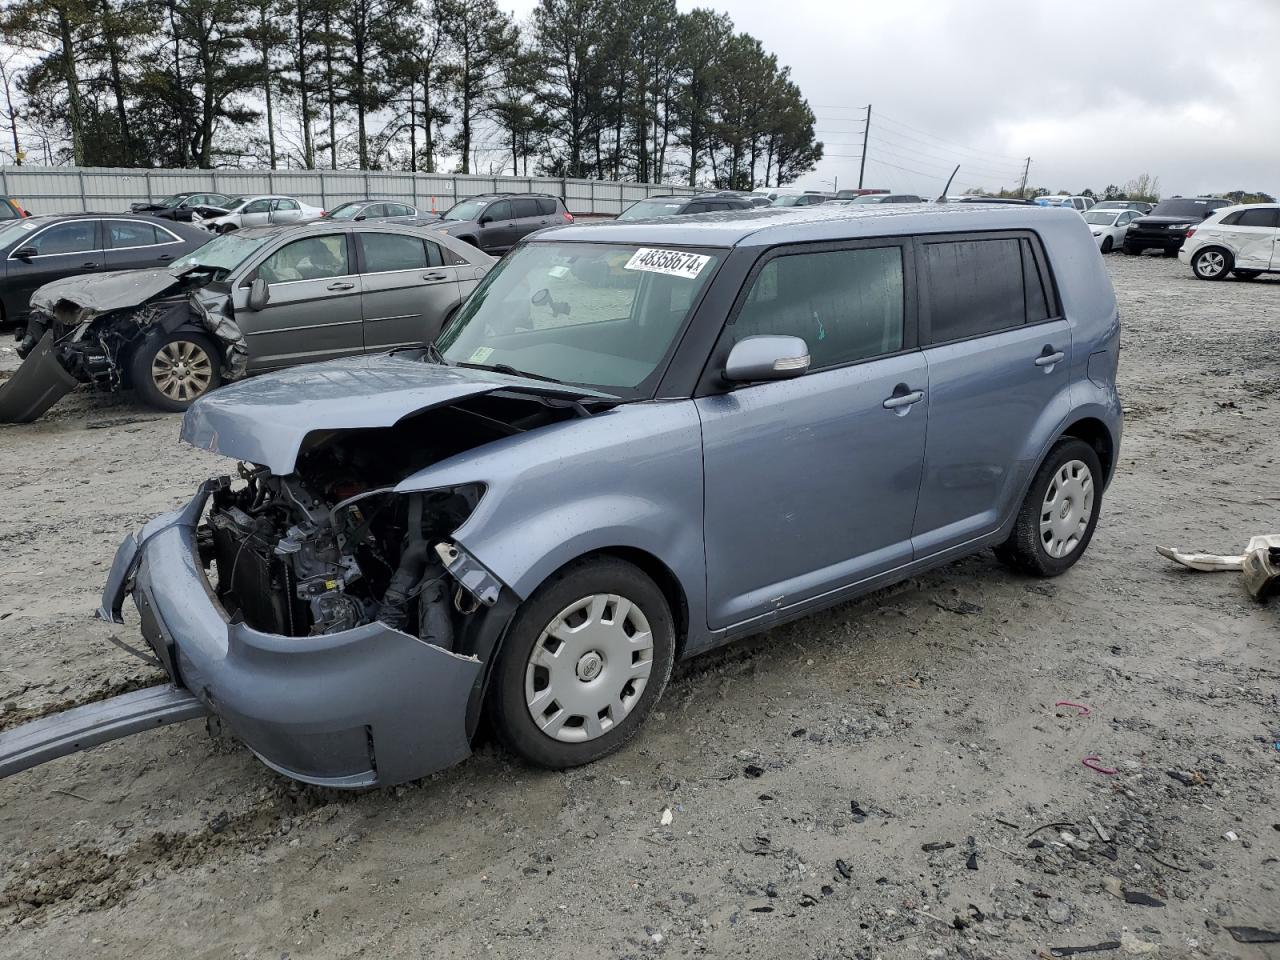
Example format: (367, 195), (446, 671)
(1083, 208), (1141, 253)
(200, 195), (324, 233)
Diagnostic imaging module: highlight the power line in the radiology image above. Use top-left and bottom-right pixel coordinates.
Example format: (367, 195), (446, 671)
(867, 125), (1023, 174)
(865, 134), (1021, 182)
(873, 111), (1023, 163)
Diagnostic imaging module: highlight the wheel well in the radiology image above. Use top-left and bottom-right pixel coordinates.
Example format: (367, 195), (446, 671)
(1062, 417), (1114, 484)
(570, 547), (691, 661)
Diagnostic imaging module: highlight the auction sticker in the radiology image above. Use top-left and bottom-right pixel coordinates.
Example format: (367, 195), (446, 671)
(624, 248), (711, 280)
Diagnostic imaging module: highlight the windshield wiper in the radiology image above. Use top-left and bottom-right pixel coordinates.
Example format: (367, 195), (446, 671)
(455, 361), (566, 385)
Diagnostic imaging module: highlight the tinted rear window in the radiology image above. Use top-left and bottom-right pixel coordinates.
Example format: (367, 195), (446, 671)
(512, 198), (540, 218)
(1235, 207), (1279, 228)
(537, 197), (557, 216)
(924, 236), (1050, 342)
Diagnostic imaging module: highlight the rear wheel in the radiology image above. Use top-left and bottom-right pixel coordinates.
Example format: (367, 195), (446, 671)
(1191, 247), (1232, 280)
(129, 330), (222, 412)
(491, 557), (676, 769)
(994, 438), (1103, 578)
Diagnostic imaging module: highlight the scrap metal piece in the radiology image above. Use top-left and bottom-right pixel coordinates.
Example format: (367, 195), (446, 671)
(1157, 535), (1280, 600)
(436, 540), (502, 606)
(0, 330), (79, 423)
(0, 684), (206, 779)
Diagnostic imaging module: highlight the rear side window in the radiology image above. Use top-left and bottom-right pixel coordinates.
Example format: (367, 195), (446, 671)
(924, 236), (1054, 342)
(536, 198), (557, 216)
(733, 246), (904, 369)
(1236, 208), (1279, 228)
(511, 198), (540, 218)
(107, 220), (165, 247)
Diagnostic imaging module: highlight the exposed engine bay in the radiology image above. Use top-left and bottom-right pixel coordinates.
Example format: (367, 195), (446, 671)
(198, 396), (581, 645)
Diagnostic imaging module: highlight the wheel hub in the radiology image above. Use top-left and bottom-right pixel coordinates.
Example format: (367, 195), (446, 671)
(1039, 459), (1094, 559)
(576, 651), (604, 682)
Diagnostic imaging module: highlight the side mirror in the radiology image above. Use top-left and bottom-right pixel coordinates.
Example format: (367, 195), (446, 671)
(354, 214), (366, 221)
(247, 276), (271, 311)
(12, 246), (36, 260)
(724, 335), (810, 383)
(478, 215), (492, 226)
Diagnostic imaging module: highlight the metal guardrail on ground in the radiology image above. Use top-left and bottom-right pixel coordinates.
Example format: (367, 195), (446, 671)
(0, 167), (700, 217)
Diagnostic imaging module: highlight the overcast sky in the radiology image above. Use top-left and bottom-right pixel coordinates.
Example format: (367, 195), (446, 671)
(501, 0), (1279, 198)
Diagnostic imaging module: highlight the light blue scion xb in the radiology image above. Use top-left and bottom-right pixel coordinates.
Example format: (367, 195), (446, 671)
(19, 202), (1122, 791)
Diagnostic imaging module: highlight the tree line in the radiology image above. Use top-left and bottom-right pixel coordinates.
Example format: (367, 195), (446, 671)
(0, 0), (823, 188)
(966, 173), (1275, 206)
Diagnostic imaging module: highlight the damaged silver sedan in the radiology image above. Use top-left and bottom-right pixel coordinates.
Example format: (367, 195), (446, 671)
(0, 221), (493, 422)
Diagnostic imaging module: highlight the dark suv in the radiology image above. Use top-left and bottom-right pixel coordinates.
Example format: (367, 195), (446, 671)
(1124, 197), (1230, 256)
(431, 193), (573, 254)
(617, 194), (754, 221)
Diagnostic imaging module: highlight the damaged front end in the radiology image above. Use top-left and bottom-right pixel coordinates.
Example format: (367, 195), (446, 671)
(0, 270), (247, 423)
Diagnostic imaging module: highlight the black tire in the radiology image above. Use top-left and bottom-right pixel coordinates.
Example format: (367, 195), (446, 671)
(218, 223), (237, 235)
(490, 557), (676, 770)
(128, 329), (223, 412)
(1121, 242), (1138, 255)
(1191, 247), (1232, 280)
(1232, 269), (1261, 281)
(994, 438), (1103, 578)
(1162, 247), (1180, 258)
(1100, 236), (1113, 254)
(460, 235), (480, 247)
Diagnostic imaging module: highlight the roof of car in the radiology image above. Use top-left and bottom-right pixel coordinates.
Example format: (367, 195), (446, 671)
(538, 202), (1081, 248)
(457, 192), (557, 201)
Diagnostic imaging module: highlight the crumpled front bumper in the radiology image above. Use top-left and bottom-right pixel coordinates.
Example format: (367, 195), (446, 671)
(0, 330), (79, 423)
(99, 482), (482, 788)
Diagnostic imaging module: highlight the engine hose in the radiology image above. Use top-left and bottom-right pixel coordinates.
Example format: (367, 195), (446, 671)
(417, 564), (454, 651)
(375, 496), (428, 631)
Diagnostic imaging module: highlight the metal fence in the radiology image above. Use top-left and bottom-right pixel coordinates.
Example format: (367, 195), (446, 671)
(0, 166), (699, 217)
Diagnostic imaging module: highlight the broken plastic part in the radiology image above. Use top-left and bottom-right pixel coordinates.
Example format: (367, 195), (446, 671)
(1157, 535), (1280, 599)
(0, 330), (79, 423)
(436, 541), (502, 606)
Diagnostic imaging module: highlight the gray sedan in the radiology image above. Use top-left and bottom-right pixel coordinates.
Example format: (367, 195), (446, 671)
(0, 221), (493, 421)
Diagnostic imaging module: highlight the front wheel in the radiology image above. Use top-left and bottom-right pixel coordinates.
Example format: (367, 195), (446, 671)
(129, 330), (222, 412)
(1191, 247), (1232, 280)
(490, 557), (676, 769)
(1100, 236), (1113, 254)
(994, 438), (1103, 577)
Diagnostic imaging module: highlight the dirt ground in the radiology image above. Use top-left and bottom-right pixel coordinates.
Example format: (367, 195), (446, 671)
(1, 254), (1278, 960)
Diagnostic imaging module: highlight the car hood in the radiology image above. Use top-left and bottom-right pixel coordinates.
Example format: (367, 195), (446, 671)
(29, 268), (186, 323)
(180, 352), (621, 475)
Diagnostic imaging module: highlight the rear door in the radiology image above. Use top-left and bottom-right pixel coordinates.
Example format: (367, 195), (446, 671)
(269, 198), (304, 225)
(1225, 207), (1280, 269)
(237, 233), (364, 369)
(910, 232), (1071, 556)
(358, 230), (460, 351)
(103, 219), (185, 270)
(510, 196), (546, 242)
(5, 219), (104, 313)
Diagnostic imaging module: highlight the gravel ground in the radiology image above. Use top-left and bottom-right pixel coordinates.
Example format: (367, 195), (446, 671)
(0, 254), (1278, 959)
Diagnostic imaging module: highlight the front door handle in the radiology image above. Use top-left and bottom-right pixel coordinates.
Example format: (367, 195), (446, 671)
(327, 281), (355, 291)
(157, 254), (174, 262)
(422, 272), (449, 282)
(1035, 349), (1066, 369)
(82, 261), (100, 269)
(882, 386), (925, 414)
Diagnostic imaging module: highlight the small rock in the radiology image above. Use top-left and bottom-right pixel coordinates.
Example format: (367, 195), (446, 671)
(1046, 900), (1072, 924)
(743, 764), (765, 779)
(1120, 930), (1160, 954)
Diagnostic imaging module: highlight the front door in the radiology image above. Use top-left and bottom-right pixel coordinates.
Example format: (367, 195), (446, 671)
(910, 233), (1071, 555)
(358, 231), (460, 351)
(478, 199), (515, 253)
(697, 240), (927, 630)
(5, 219), (104, 315)
(239, 199), (274, 228)
(237, 233), (364, 369)
(1227, 207), (1280, 269)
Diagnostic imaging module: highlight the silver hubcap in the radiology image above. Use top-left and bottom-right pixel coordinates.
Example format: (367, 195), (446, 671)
(152, 340), (213, 402)
(1196, 251), (1225, 277)
(1039, 459), (1094, 559)
(525, 593), (653, 743)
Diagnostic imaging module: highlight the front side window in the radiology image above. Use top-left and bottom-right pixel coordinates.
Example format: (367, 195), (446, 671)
(438, 241), (722, 394)
(924, 236), (1048, 342)
(21, 221), (98, 256)
(486, 200), (512, 221)
(107, 221), (166, 247)
(243, 199), (273, 214)
(1236, 208), (1279, 228)
(360, 232), (429, 272)
(256, 235), (350, 283)
(732, 246), (904, 369)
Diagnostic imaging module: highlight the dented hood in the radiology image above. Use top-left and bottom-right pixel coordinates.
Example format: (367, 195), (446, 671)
(181, 351), (619, 475)
(30, 268), (185, 322)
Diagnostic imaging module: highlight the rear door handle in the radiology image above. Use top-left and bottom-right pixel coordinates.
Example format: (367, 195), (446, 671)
(327, 281), (354, 291)
(157, 254), (174, 262)
(1035, 350), (1066, 367)
(882, 388), (925, 412)
(422, 272), (449, 282)
(82, 261), (99, 269)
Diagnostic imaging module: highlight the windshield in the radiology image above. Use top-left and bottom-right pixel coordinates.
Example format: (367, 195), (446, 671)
(156, 194), (188, 207)
(849, 195), (887, 204)
(1084, 211), (1119, 225)
(0, 217), (44, 249)
(617, 200), (686, 221)
(324, 201), (363, 220)
(1151, 199), (1220, 218)
(436, 241), (723, 395)
(771, 196), (804, 206)
(167, 231), (272, 281)
(443, 199), (489, 221)
(223, 196), (252, 212)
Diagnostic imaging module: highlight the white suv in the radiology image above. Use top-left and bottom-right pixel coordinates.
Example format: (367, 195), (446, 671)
(1180, 204), (1280, 281)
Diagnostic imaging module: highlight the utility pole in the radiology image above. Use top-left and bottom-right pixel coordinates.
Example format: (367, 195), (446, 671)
(857, 103), (871, 190)
(1018, 157), (1031, 198)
